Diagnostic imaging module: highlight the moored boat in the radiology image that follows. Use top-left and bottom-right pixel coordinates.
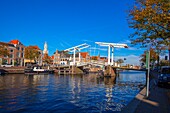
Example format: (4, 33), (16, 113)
(0, 69), (6, 75)
(25, 66), (54, 75)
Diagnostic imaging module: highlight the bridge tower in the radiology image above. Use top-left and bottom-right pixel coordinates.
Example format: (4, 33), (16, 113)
(95, 42), (128, 77)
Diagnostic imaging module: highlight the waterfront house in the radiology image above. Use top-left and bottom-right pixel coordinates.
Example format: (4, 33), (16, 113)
(80, 52), (90, 63)
(9, 40), (25, 66)
(52, 50), (71, 65)
(0, 42), (16, 65)
(0, 40), (25, 66)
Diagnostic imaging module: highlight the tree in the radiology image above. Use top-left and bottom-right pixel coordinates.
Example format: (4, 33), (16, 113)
(140, 48), (159, 67)
(160, 59), (169, 66)
(0, 45), (9, 57)
(24, 46), (40, 63)
(43, 53), (51, 64)
(128, 0), (170, 62)
(117, 59), (124, 67)
(91, 56), (98, 60)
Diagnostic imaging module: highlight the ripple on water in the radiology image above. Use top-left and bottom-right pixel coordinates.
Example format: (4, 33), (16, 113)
(0, 71), (145, 113)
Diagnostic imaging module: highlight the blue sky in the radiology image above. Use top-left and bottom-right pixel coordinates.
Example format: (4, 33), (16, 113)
(0, 0), (145, 65)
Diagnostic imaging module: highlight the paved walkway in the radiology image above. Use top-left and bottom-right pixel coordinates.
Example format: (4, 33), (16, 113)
(121, 71), (170, 113)
(134, 84), (170, 113)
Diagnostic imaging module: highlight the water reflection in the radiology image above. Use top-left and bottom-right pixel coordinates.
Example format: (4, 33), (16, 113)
(0, 71), (145, 113)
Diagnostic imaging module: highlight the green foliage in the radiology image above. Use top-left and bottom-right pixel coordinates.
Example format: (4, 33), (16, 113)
(2, 59), (7, 65)
(128, 0), (170, 49)
(117, 59), (124, 67)
(117, 59), (124, 64)
(14, 61), (18, 66)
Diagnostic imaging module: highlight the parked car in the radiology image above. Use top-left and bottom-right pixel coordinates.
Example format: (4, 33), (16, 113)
(153, 67), (159, 72)
(158, 66), (170, 86)
(1, 64), (14, 67)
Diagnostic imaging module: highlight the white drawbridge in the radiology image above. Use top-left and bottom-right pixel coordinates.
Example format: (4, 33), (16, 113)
(64, 43), (90, 65)
(95, 42), (128, 66)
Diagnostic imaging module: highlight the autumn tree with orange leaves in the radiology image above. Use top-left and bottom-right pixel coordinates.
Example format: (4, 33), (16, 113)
(0, 45), (9, 57)
(24, 46), (40, 63)
(43, 53), (51, 64)
(140, 48), (159, 65)
(128, 0), (170, 64)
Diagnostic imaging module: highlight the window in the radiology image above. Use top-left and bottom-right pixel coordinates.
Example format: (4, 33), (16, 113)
(22, 48), (24, 51)
(9, 54), (13, 58)
(21, 53), (24, 58)
(10, 59), (13, 65)
(17, 47), (20, 50)
(17, 52), (20, 57)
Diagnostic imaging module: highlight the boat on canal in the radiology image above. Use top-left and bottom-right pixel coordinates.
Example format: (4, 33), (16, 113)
(24, 66), (54, 75)
(0, 69), (6, 75)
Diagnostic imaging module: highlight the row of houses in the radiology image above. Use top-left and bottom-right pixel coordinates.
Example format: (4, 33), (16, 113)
(0, 39), (108, 66)
(0, 40), (45, 66)
(52, 50), (91, 65)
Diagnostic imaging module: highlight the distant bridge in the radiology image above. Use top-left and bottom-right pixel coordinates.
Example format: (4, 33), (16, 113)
(112, 67), (146, 72)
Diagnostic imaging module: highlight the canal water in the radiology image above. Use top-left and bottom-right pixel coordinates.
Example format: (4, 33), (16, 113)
(0, 70), (145, 113)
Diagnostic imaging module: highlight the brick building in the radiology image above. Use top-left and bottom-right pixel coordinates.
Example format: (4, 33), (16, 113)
(0, 40), (43, 66)
(0, 40), (25, 66)
(0, 42), (16, 65)
(9, 40), (25, 66)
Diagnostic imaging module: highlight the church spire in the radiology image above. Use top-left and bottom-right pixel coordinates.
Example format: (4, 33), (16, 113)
(43, 41), (48, 54)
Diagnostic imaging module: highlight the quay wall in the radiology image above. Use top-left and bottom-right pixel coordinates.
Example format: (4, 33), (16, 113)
(0, 66), (85, 75)
(0, 67), (25, 74)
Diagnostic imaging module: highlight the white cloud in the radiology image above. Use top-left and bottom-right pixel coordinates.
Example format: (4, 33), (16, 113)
(160, 53), (169, 60)
(119, 39), (131, 44)
(62, 41), (71, 47)
(89, 47), (107, 51)
(82, 39), (94, 43)
(114, 55), (141, 66)
(127, 47), (143, 51)
(60, 42), (65, 48)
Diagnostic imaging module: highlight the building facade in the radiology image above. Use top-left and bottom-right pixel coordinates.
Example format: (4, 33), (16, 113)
(0, 42), (16, 65)
(9, 40), (25, 66)
(52, 50), (90, 65)
(80, 52), (90, 63)
(0, 40), (25, 66)
(52, 50), (71, 65)
(0, 40), (43, 66)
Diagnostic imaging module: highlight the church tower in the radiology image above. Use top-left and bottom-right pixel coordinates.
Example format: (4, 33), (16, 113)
(43, 42), (48, 54)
